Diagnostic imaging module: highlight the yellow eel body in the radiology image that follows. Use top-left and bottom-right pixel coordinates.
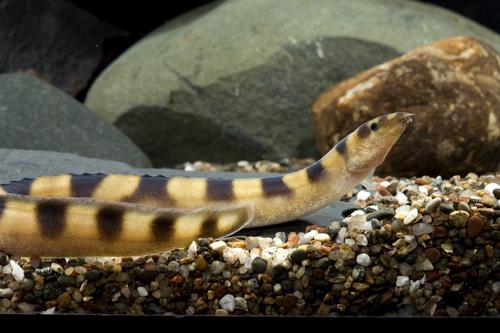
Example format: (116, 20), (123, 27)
(0, 112), (413, 257)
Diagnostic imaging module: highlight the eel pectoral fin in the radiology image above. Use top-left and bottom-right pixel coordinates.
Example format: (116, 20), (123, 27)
(360, 168), (376, 191)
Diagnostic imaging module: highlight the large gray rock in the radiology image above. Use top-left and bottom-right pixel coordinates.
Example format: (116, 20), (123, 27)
(0, 148), (355, 237)
(85, 0), (500, 167)
(0, 74), (151, 167)
(0, 0), (126, 96)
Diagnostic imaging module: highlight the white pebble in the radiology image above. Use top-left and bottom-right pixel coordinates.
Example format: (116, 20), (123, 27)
(10, 260), (24, 281)
(219, 294), (235, 312)
(350, 209), (366, 216)
(183, 163), (195, 171)
(485, 183), (500, 196)
(303, 230), (318, 241)
(379, 181), (391, 188)
(210, 241), (227, 253)
(396, 192), (409, 205)
(412, 223), (434, 236)
(137, 287), (148, 297)
(416, 258), (434, 271)
(50, 263), (63, 274)
(396, 275), (409, 287)
(356, 253), (371, 267)
(395, 205), (411, 219)
(345, 238), (355, 246)
(314, 233), (331, 242)
(356, 190), (371, 201)
(355, 234), (368, 246)
(0, 288), (13, 298)
(403, 208), (418, 225)
(234, 297), (248, 311)
(187, 241), (198, 257)
(335, 227), (348, 243)
(273, 283), (282, 293)
(418, 186), (428, 195)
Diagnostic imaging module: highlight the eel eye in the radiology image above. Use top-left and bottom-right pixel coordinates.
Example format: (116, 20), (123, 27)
(370, 122), (379, 131)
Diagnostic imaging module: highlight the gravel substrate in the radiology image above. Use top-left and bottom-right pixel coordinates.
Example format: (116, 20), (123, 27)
(0, 163), (498, 316)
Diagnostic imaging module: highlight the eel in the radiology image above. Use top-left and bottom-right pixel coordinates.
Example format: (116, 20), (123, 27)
(0, 112), (413, 257)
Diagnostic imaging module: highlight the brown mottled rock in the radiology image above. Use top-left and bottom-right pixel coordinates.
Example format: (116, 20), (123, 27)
(311, 36), (500, 177)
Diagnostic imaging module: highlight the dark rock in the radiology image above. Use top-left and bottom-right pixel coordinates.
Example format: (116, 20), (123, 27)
(0, 0), (126, 96)
(312, 37), (500, 177)
(0, 254), (7, 266)
(0, 74), (150, 167)
(439, 202), (456, 214)
(251, 257), (268, 273)
(493, 188), (500, 200)
(366, 209), (395, 221)
(84, 270), (101, 281)
(57, 275), (76, 287)
(290, 249), (308, 264)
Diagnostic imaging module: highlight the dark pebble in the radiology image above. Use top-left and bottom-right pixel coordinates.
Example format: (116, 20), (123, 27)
(43, 282), (64, 301)
(282, 294), (297, 309)
(290, 249), (307, 264)
(493, 188), (500, 200)
(439, 202), (455, 214)
(23, 293), (36, 303)
(57, 275), (75, 287)
(84, 270), (101, 281)
(251, 257), (268, 273)
(424, 248), (441, 263)
(371, 219), (382, 229)
(366, 209), (395, 221)
(0, 253), (7, 266)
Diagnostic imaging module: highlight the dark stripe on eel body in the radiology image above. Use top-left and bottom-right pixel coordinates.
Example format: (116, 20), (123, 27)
(0, 196), (6, 221)
(206, 179), (233, 200)
(261, 176), (292, 197)
(124, 175), (171, 204)
(150, 215), (175, 242)
(306, 160), (325, 183)
(71, 174), (107, 198)
(96, 206), (125, 240)
(200, 215), (218, 238)
(357, 123), (370, 139)
(335, 137), (347, 156)
(1, 178), (34, 195)
(36, 200), (67, 239)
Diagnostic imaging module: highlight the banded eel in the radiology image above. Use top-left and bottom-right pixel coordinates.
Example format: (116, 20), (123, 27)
(0, 112), (413, 257)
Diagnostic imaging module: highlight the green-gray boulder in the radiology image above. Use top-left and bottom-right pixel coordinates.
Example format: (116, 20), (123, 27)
(0, 73), (151, 167)
(85, 0), (500, 167)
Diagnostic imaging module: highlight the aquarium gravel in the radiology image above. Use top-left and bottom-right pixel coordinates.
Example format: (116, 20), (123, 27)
(0, 166), (498, 316)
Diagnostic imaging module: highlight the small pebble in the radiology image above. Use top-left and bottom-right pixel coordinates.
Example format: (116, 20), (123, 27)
(403, 208), (418, 225)
(313, 233), (331, 242)
(466, 215), (485, 238)
(396, 276), (409, 287)
(425, 198), (441, 213)
(219, 294), (235, 312)
(449, 210), (469, 228)
(356, 253), (371, 267)
(137, 287), (148, 297)
(357, 190), (371, 201)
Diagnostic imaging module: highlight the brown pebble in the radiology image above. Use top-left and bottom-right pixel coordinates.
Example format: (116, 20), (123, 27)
(287, 233), (299, 247)
(376, 185), (392, 196)
(415, 177), (429, 185)
(467, 216), (485, 238)
(29, 256), (42, 269)
(144, 262), (157, 271)
(380, 290), (393, 304)
(424, 248), (441, 263)
(432, 226), (449, 238)
(169, 274), (184, 286)
(485, 245), (494, 258)
(386, 183), (398, 196)
(57, 292), (71, 309)
(383, 224), (392, 233)
(426, 271), (440, 282)
(305, 225), (325, 233)
(228, 241), (246, 248)
(282, 294), (297, 309)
